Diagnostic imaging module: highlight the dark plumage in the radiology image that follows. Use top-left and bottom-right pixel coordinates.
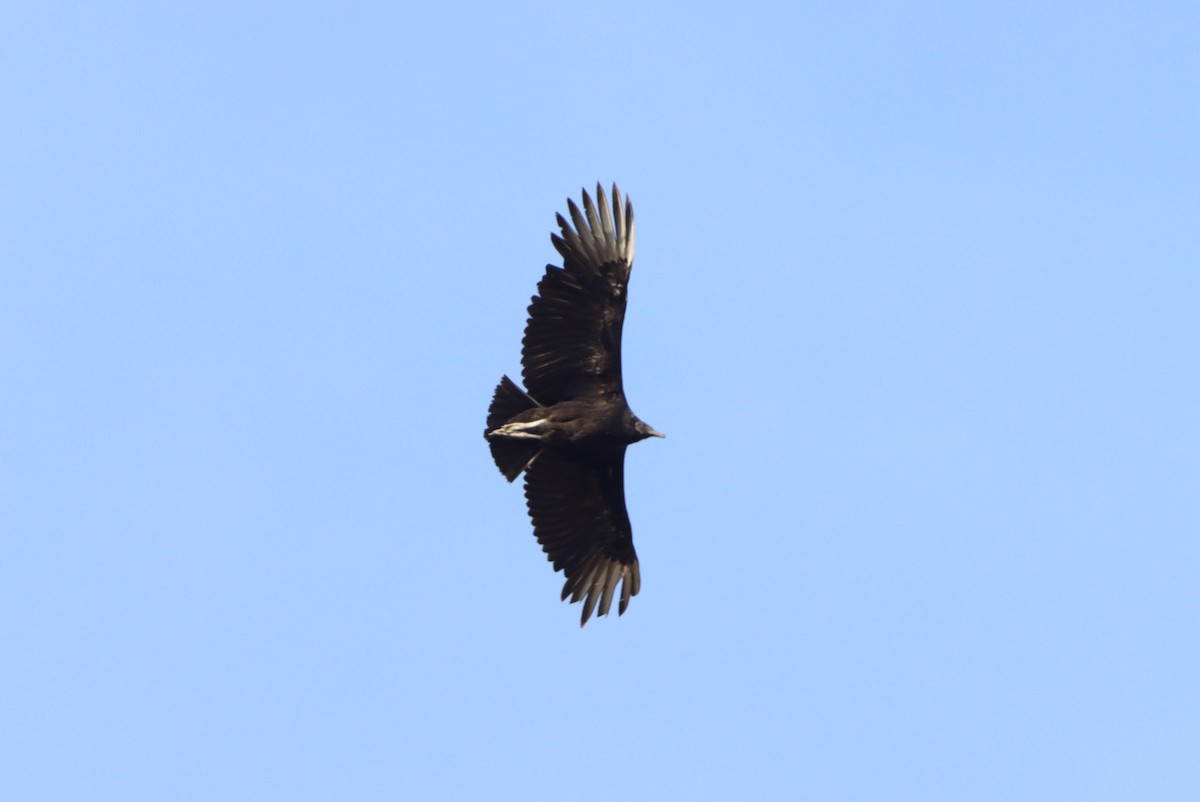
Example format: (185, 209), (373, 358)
(484, 184), (663, 625)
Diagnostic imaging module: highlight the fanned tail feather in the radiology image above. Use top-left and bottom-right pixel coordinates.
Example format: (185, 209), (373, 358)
(485, 376), (542, 481)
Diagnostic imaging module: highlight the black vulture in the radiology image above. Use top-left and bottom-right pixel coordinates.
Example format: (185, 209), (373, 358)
(484, 183), (663, 626)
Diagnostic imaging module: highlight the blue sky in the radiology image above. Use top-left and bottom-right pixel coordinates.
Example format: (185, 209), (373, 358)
(2, 2), (1197, 799)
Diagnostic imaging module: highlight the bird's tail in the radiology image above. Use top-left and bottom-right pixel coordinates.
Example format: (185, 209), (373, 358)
(484, 375), (542, 482)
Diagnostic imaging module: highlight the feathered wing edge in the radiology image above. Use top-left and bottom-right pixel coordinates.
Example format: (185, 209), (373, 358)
(523, 448), (641, 626)
(521, 184), (636, 404)
(559, 546), (641, 627)
(549, 183), (635, 274)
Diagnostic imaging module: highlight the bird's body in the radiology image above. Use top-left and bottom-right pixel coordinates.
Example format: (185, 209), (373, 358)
(484, 184), (662, 625)
(489, 396), (650, 448)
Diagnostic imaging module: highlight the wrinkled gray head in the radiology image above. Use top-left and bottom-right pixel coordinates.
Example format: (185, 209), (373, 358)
(633, 417), (666, 441)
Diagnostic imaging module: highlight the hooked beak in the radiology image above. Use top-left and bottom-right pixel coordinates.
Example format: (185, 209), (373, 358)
(647, 426), (666, 439)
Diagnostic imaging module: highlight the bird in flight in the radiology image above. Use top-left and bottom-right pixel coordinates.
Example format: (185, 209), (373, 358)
(484, 183), (664, 626)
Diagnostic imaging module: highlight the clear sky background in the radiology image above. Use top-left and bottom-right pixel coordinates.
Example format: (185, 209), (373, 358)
(2, 3), (1197, 800)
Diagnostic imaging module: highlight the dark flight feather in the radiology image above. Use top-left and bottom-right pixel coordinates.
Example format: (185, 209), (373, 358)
(524, 449), (640, 623)
(484, 184), (660, 626)
(523, 185), (635, 404)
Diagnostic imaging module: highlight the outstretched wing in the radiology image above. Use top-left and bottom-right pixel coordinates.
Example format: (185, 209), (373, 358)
(523, 447), (641, 626)
(521, 184), (636, 405)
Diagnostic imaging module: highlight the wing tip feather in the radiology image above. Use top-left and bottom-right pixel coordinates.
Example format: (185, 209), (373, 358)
(550, 182), (635, 271)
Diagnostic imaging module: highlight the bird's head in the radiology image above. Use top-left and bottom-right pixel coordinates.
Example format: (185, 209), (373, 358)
(633, 418), (666, 442)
